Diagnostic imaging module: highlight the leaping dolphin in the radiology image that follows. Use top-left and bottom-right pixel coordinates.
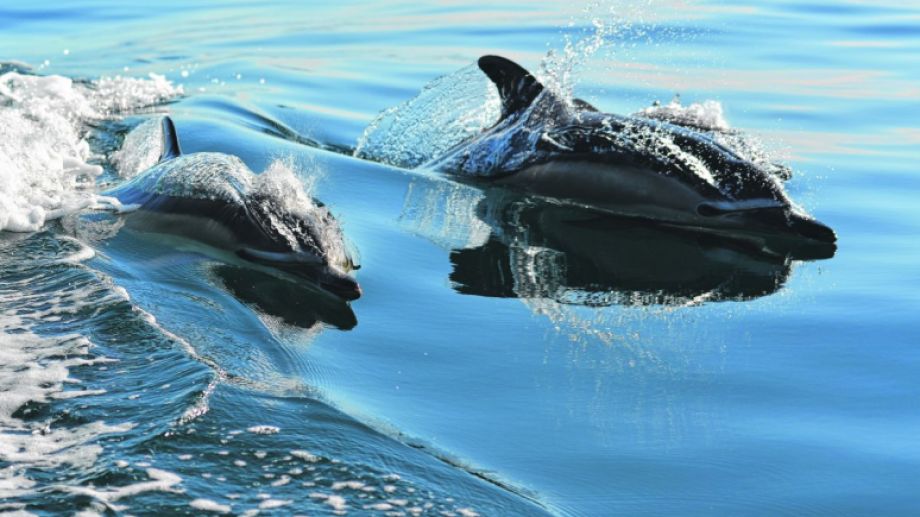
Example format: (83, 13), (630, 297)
(425, 55), (836, 252)
(105, 116), (362, 301)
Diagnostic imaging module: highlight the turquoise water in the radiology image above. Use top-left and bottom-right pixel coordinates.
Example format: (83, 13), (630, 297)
(1, 1), (918, 515)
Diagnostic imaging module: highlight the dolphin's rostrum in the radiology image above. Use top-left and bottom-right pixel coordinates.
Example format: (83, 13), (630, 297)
(106, 116), (361, 301)
(425, 55), (836, 254)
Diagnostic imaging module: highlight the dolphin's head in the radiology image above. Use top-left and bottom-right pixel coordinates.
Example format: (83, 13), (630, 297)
(691, 158), (837, 250)
(692, 181), (835, 260)
(241, 195), (362, 301)
(697, 198), (835, 242)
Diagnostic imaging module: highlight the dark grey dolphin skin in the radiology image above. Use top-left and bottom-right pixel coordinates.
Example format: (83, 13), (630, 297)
(428, 55), (836, 252)
(105, 117), (361, 301)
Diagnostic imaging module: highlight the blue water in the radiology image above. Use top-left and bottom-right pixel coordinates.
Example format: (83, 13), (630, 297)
(1, 1), (919, 515)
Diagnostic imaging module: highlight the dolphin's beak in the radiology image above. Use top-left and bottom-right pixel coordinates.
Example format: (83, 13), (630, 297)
(319, 267), (362, 301)
(697, 202), (837, 244)
(787, 213), (836, 243)
(236, 249), (362, 300)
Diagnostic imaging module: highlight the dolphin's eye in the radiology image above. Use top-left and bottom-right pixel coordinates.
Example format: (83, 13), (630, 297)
(696, 203), (722, 217)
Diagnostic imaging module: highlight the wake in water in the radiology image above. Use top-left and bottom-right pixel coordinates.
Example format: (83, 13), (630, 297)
(0, 65), (194, 511)
(0, 64), (181, 232)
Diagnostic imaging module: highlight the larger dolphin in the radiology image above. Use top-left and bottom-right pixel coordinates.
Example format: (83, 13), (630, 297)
(425, 55), (836, 252)
(105, 117), (361, 301)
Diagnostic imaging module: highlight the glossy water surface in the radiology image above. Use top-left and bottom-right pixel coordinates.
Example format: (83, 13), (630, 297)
(1, 1), (918, 515)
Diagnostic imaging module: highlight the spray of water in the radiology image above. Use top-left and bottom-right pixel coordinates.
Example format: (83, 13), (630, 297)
(0, 67), (182, 232)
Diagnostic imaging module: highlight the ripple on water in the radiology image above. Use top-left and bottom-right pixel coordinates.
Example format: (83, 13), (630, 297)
(0, 232), (215, 513)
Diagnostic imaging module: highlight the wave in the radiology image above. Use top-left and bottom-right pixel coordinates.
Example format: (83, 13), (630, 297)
(0, 64), (181, 233)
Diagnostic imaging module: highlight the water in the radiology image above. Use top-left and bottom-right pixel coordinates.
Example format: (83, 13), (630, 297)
(1, 1), (918, 515)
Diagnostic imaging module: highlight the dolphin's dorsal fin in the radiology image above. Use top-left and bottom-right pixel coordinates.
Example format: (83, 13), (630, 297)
(159, 116), (182, 163)
(478, 55), (546, 120)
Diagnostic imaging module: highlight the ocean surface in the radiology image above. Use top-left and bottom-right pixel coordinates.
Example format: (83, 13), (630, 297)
(1, 1), (918, 515)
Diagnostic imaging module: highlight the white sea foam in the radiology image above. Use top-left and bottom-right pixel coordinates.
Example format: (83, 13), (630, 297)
(290, 449), (321, 462)
(190, 498), (231, 514)
(332, 480), (366, 491)
(60, 468), (182, 512)
(0, 327), (132, 468)
(0, 68), (181, 233)
(0, 207), (182, 508)
(0, 292), (133, 502)
(46, 236), (97, 264)
(247, 425), (280, 435)
(258, 499), (292, 510)
(635, 96), (730, 132)
(325, 494), (347, 512)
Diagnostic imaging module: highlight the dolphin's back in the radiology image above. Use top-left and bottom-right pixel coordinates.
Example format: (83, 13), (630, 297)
(109, 153), (252, 205)
(105, 153), (285, 252)
(537, 112), (787, 203)
(446, 56), (788, 206)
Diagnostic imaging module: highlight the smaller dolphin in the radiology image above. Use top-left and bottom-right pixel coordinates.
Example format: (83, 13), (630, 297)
(105, 117), (361, 300)
(425, 55), (836, 251)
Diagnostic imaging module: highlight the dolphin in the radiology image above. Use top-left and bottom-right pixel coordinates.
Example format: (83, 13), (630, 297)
(105, 116), (361, 301)
(424, 55), (836, 253)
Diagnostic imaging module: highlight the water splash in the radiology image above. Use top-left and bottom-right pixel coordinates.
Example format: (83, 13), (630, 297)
(634, 95), (793, 181)
(354, 65), (501, 168)
(636, 95), (730, 132)
(112, 117), (165, 179)
(353, 8), (637, 171)
(252, 158), (355, 271)
(0, 67), (181, 232)
(538, 9), (618, 103)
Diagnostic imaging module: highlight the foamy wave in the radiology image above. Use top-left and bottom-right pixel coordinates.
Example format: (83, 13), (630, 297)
(0, 68), (181, 233)
(635, 96), (731, 132)
(354, 65), (500, 168)
(60, 467), (182, 512)
(0, 321), (131, 501)
(0, 246), (142, 505)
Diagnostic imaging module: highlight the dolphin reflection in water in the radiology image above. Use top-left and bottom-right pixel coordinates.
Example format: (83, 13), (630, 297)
(401, 179), (834, 307)
(210, 264), (357, 330)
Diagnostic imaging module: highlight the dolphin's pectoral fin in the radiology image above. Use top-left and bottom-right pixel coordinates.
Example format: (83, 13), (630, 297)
(158, 116), (182, 163)
(478, 55), (547, 120)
